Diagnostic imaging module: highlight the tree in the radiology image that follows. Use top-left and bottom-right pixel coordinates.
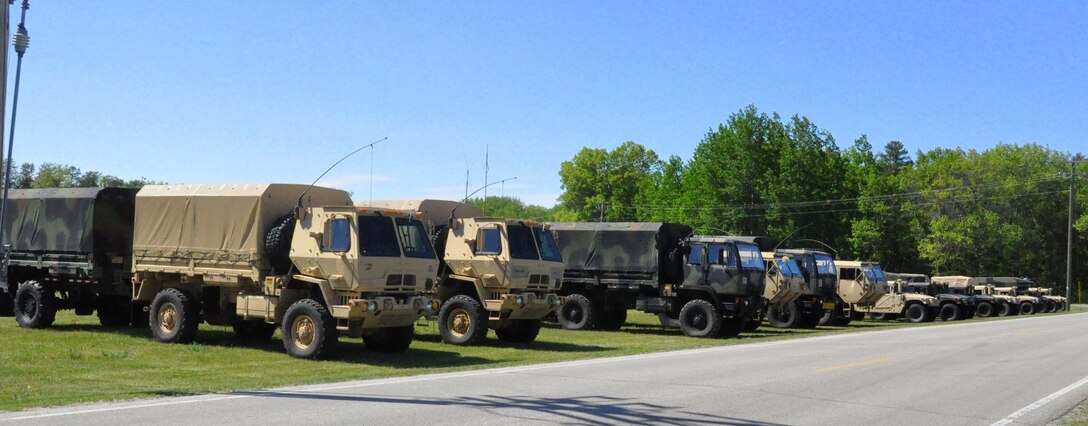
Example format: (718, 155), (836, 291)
(879, 140), (912, 174)
(557, 141), (661, 221)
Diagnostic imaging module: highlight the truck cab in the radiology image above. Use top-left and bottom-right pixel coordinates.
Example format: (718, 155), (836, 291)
(661, 236), (766, 337)
(771, 249), (837, 328)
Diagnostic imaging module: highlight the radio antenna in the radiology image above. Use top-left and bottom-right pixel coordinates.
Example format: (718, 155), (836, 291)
(295, 136), (387, 218)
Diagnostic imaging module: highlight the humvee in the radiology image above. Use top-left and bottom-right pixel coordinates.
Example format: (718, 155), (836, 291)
(990, 277), (1041, 315)
(889, 273), (976, 321)
(854, 274), (939, 323)
(934, 276), (1018, 317)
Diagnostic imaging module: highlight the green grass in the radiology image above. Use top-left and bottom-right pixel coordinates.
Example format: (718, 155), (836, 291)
(1, 306), (1083, 412)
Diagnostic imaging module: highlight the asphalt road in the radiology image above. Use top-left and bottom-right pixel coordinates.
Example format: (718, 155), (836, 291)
(5, 313), (1088, 426)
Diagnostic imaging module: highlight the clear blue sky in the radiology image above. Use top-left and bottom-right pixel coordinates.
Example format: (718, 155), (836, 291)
(11, 1), (1087, 206)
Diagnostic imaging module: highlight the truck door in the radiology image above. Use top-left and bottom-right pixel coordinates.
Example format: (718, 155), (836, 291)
(705, 243), (739, 294)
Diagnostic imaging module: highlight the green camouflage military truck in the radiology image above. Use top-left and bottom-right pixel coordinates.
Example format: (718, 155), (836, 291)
(552, 223), (766, 338)
(1, 188), (138, 328)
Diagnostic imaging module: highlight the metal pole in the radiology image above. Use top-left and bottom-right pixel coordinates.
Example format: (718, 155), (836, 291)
(1069, 160), (1076, 310)
(0, 0), (24, 295)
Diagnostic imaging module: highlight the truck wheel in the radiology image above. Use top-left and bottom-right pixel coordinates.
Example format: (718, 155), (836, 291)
(679, 299), (721, 338)
(364, 326), (414, 353)
(96, 296), (132, 327)
(264, 214), (296, 275)
(596, 304), (627, 331)
(658, 313), (680, 328)
(557, 294), (595, 330)
(939, 303), (962, 321)
(233, 319), (276, 341)
(1019, 302), (1035, 315)
(849, 310), (866, 321)
(768, 303), (801, 328)
(871, 313), (889, 321)
(439, 295), (489, 345)
(149, 288), (200, 343)
(975, 302), (994, 317)
(282, 299), (337, 359)
(904, 303), (927, 323)
(14, 280), (56, 328)
(1045, 301), (1056, 313)
(997, 302), (1012, 317)
(495, 319), (542, 343)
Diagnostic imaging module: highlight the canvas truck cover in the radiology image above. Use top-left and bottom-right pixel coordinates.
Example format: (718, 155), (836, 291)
(132, 184), (352, 278)
(1, 187), (137, 255)
(550, 222), (692, 285)
(365, 199), (482, 233)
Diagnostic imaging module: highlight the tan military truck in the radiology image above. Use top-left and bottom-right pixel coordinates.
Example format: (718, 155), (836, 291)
(378, 200), (563, 345)
(772, 249), (838, 328)
(933, 276), (1018, 317)
(759, 252), (805, 329)
(990, 277), (1040, 315)
(1032, 287), (1066, 312)
(855, 276), (939, 323)
(820, 260), (889, 326)
(131, 184), (440, 359)
(888, 272), (976, 321)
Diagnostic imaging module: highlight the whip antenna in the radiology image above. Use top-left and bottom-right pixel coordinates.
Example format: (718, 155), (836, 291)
(295, 136), (387, 218)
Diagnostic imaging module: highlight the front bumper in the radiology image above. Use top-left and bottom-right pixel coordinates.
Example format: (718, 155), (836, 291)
(335, 295), (439, 328)
(485, 292), (562, 320)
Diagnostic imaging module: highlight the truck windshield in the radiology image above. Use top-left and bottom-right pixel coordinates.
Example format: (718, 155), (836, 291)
(863, 264), (886, 281)
(507, 224), (540, 260)
(534, 227), (562, 262)
(358, 216), (400, 257)
(394, 218), (437, 259)
(815, 254), (836, 276)
(776, 258), (802, 277)
(737, 244), (765, 271)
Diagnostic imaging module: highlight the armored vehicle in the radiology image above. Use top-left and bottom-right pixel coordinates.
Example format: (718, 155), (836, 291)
(768, 249), (838, 328)
(553, 223), (766, 338)
(934, 276), (1018, 317)
(990, 277), (1041, 315)
(889, 273), (976, 321)
(398, 200), (562, 345)
(1, 188), (138, 328)
(129, 184), (439, 359)
(854, 275), (939, 323)
(820, 260), (889, 326)
(549, 222), (691, 331)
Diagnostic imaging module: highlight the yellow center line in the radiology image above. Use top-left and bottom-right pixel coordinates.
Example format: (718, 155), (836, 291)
(816, 356), (894, 373)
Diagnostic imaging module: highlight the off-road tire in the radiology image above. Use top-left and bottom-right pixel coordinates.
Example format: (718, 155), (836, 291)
(1045, 301), (1056, 313)
(658, 313), (680, 328)
(14, 280), (56, 329)
(233, 319), (276, 341)
(439, 295), (489, 345)
(679, 299), (721, 338)
(975, 301), (995, 317)
(768, 303), (802, 328)
(904, 303), (928, 323)
(282, 298), (337, 359)
(265, 214), (296, 275)
(939, 303), (962, 321)
(364, 326), (414, 353)
(849, 309), (867, 321)
(997, 301), (1013, 317)
(1019, 302), (1035, 315)
(149, 288), (200, 343)
(557, 294), (595, 330)
(96, 296), (132, 327)
(495, 319), (542, 343)
(595, 304), (627, 331)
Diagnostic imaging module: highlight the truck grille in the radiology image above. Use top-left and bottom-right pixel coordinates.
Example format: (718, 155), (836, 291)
(385, 274), (418, 292)
(528, 274), (551, 290)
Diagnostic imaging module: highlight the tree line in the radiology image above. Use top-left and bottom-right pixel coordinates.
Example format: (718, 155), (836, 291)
(0, 161), (161, 189)
(555, 105), (1088, 291)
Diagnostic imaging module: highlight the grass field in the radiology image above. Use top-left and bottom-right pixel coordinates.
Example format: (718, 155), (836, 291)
(1, 306), (1083, 412)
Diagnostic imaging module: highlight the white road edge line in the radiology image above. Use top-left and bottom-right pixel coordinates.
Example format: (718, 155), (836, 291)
(5, 312), (1085, 421)
(990, 374), (1088, 426)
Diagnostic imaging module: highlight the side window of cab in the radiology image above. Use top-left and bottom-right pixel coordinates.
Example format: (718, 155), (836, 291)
(475, 227), (502, 255)
(322, 217), (351, 252)
(840, 268), (858, 280)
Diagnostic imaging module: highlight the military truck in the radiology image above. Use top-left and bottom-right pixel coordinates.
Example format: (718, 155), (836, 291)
(854, 275), (939, 323)
(768, 249), (838, 328)
(933, 276), (1018, 317)
(990, 277), (1041, 315)
(757, 252), (804, 329)
(391, 200), (562, 345)
(129, 184), (440, 359)
(1030, 287), (1065, 312)
(820, 260), (890, 326)
(1, 188), (138, 328)
(552, 224), (766, 338)
(889, 273), (976, 321)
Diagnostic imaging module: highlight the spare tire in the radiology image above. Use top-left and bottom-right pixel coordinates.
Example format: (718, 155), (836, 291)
(265, 214), (297, 275)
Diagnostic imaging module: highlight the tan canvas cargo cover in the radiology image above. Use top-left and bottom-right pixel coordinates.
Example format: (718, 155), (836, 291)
(133, 184), (352, 278)
(364, 199), (481, 232)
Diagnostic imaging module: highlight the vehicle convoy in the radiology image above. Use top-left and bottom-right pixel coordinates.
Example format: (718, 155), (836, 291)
(1028, 287), (1066, 312)
(820, 260), (890, 326)
(768, 249), (838, 328)
(854, 273), (939, 323)
(889, 272), (976, 321)
(990, 277), (1041, 315)
(0, 188), (139, 327)
(551, 223), (766, 338)
(385, 199), (563, 345)
(933, 276), (1019, 317)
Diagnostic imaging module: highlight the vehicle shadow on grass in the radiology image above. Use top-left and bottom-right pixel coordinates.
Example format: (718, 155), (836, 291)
(230, 391), (785, 426)
(411, 331), (611, 353)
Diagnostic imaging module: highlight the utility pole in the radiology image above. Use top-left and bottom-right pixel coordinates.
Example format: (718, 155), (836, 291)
(1062, 158), (1087, 311)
